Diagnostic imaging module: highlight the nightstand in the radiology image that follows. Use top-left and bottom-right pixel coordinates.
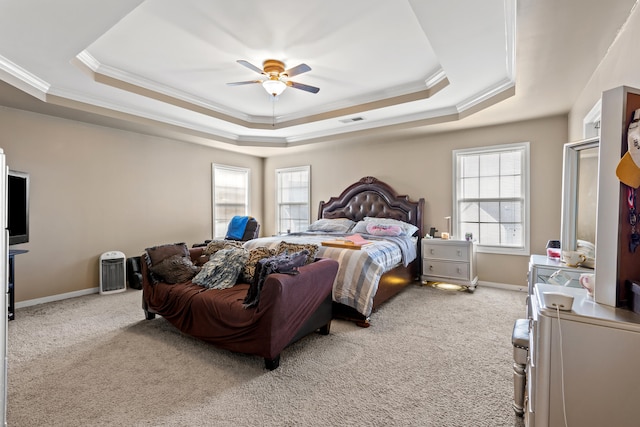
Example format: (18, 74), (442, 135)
(421, 239), (478, 291)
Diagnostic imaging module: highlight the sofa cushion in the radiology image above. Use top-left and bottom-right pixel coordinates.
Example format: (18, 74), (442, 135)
(193, 247), (249, 289)
(242, 246), (276, 284)
(276, 241), (319, 264)
(150, 254), (200, 284)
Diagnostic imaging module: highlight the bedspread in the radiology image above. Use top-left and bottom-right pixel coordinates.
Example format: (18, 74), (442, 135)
(243, 232), (416, 317)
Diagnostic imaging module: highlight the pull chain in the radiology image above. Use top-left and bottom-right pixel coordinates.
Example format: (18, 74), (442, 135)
(272, 96), (276, 127)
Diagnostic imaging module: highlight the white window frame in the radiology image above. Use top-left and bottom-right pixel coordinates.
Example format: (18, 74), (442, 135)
(452, 142), (530, 256)
(212, 164), (250, 239)
(275, 166), (311, 234)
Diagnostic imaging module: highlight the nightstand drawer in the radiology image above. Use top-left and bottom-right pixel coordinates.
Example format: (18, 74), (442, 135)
(422, 259), (470, 280)
(422, 243), (470, 262)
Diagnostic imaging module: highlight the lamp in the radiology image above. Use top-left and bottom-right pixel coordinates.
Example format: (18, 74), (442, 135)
(262, 78), (287, 97)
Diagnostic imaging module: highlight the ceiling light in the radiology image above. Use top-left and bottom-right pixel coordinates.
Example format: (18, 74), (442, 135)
(262, 79), (287, 97)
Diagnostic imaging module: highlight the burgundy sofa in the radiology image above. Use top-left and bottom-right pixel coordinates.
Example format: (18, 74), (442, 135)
(141, 246), (339, 369)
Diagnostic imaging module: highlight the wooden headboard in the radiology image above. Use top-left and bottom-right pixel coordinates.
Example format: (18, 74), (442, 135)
(318, 176), (425, 237)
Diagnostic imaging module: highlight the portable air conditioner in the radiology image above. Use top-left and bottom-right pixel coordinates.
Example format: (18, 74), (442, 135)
(99, 251), (126, 294)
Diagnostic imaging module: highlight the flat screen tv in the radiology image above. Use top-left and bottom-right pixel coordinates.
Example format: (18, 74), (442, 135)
(8, 170), (29, 245)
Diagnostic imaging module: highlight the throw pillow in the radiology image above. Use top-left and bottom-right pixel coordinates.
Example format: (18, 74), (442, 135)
(276, 241), (319, 264)
(365, 222), (403, 236)
(241, 246), (276, 284)
(202, 239), (243, 256)
(144, 242), (190, 284)
(150, 254), (201, 284)
(145, 242), (189, 266)
(352, 217), (419, 236)
(192, 247), (249, 289)
(363, 217), (419, 236)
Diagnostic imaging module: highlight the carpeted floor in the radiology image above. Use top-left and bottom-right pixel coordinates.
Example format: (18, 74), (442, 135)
(7, 284), (527, 427)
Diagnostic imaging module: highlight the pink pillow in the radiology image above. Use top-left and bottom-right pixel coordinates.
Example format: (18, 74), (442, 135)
(365, 223), (402, 236)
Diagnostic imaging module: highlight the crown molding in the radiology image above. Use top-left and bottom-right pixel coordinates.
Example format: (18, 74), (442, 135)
(0, 55), (50, 100)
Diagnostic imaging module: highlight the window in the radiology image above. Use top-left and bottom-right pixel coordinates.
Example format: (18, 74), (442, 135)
(212, 164), (249, 239)
(453, 142), (530, 255)
(275, 166), (310, 234)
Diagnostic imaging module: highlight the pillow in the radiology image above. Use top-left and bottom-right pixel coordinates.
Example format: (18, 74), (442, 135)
(144, 242), (191, 284)
(307, 218), (356, 233)
(149, 254), (201, 284)
(243, 250), (310, 308)
(365, 222), (403, 236)
(202, 239), (243, 256)
(241, 246), (276, 284)
(192, 247), (249, 289)
(276, 241), (319, 264)
(364, 217), (419, 236)
(351, 221), (369, 234)
(145, 242), (189, 266)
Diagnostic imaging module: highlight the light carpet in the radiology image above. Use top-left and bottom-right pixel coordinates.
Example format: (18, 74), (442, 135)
(7, 284), (527, 427)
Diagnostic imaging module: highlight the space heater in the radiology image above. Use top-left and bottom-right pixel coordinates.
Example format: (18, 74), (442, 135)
(99, 251), (126, 294)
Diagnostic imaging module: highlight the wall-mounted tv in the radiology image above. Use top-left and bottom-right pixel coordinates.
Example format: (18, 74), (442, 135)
(8, 170), (29, 246)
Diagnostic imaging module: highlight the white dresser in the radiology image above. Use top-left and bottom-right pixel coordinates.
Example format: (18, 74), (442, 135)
(526, 284), (640, 427)
(421, 238), (477, 291)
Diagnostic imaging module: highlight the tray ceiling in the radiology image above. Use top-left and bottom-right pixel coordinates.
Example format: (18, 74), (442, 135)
(0, 0), (514, 148)
(0, 0), (637, 155)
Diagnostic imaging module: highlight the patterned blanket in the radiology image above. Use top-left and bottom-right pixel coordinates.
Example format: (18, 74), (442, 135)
(243, 232), (417, 317)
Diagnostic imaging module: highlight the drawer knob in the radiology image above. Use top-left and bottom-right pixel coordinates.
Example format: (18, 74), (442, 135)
(429, 265), (434, 271)
(430, 248), (435, 255)
(457, 250), (461, 256)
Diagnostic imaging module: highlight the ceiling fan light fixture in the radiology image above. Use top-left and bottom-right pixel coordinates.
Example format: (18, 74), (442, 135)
(262, 79), (287, 97)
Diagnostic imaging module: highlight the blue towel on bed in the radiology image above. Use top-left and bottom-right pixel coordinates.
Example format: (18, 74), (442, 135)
(226, 216), (250, 240)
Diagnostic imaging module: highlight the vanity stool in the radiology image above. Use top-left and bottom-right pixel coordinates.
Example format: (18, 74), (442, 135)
(511, 318), (529, 416)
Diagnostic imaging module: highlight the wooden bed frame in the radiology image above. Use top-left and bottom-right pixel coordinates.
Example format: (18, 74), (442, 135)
(318, 176), (425, 327)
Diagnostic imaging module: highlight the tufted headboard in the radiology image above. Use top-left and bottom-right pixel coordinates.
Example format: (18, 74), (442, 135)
(318, 176), (425, 238)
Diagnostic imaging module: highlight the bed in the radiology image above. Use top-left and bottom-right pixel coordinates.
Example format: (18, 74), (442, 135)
(244, 176), (424, 327)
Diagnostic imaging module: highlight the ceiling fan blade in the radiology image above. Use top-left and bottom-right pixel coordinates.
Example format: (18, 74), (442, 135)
(237, 60), (265, 75)
(226, 80), (262, 86)
(284, 63), (311, 78)
(287, 81), (320, 94)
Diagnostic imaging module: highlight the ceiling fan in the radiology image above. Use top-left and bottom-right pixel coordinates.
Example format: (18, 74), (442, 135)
(227, 59), (320, 97)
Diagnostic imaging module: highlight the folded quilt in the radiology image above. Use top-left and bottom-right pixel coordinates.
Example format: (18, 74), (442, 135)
(226, 215), (250, 240)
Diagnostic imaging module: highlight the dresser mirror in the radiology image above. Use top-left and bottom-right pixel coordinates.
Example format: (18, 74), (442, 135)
(560, 137), (599, 258)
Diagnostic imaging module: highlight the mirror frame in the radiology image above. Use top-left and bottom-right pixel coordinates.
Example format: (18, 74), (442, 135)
(560, 136), (599, 252)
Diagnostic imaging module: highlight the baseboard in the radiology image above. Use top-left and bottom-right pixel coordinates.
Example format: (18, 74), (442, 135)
(478, 280), (527, 293)
(15, 287), (100, 309)
(14, 281), (525, 309)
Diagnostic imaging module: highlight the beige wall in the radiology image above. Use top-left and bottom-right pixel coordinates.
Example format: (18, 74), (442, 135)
(0, 107), (263, 303)
(264, 115), (568, 288)
(0, 108), (568, 301)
